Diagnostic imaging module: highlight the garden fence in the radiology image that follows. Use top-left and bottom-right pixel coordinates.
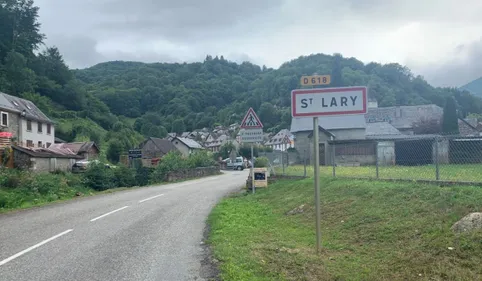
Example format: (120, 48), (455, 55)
(271, 135), (482, 184)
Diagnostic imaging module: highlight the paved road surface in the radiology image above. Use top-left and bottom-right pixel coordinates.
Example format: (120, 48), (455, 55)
(0, 171), (247, 281)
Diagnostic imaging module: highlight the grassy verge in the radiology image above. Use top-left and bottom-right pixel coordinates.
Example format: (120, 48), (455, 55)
(0, 171), (94, 213)
(276, 164), (482, 182)
(0, 168), (221, 214)
(208, 177), (482, 280)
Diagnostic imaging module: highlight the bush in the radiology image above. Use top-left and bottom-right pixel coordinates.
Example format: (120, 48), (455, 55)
(151, 151), (188, 183)
(113, 165), (137, 187)
(82, 161), (116, 191)
(187, 150), (217, 168)
(135, 166), (153, 186)
(255, 157), (269, 168)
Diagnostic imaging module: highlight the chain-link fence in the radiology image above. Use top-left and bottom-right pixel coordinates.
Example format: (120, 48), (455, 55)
(272, 135), (482, 183)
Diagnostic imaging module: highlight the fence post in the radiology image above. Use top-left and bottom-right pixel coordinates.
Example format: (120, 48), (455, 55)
(375, 142), (379, 179)
(304, 150), (307, 177)
(434, 136), (440, 181)
(331, 143), (336, 178)
(282, 151), (285, 175)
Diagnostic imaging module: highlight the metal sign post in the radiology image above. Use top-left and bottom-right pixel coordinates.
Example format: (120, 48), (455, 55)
(313, 117), (321, 253)
(251, 145), (255, 194)
(239, 107), (264, 194)
(291, 81), (368, 254)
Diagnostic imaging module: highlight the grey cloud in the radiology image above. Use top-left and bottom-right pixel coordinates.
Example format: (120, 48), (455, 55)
(83, 0), (282, 43)
(43, 35), (106, 69)
(44, 34), (183, 69)
(412, 37), (482, 87)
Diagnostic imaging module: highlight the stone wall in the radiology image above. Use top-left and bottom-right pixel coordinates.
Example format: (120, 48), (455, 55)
(166, 166), (220, 182)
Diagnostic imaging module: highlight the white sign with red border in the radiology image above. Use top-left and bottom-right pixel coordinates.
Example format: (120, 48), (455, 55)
(291, 86), (367, 118)
(240, 107), (263, 129)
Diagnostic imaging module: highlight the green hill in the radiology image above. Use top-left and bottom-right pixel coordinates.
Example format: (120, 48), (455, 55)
(75, 54), (482, 135)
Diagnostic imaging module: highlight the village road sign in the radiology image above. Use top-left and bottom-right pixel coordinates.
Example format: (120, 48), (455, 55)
(240, 107), (263, 129)
(128, 149), (142, 159)
(291, 86), (367, 118)
(240, 128), (263, 143)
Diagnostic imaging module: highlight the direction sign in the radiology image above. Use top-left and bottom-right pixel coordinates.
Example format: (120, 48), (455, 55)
(240, 128), (263, 143)
(291, 86), (367, 117)
(240, 108), (263, 129)
(128, 149), (142, 159)
(300, 75), (331, 86)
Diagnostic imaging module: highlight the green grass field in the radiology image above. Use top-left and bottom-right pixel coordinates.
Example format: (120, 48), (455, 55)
(274, 164), (482, 182)
(208, 177), (482, 281)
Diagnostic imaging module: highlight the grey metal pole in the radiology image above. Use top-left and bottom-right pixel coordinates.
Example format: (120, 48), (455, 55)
(331, 144), (336, 178)
(251, 144), (255, 194)
(375, 142), (379, 179)
(313, 117), (322, 253)
(435, 137), (440, 181)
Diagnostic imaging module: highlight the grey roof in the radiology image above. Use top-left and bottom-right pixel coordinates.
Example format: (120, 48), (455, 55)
(265, 129), (293, 145)
(365, 134), (440, 140)
(365, 122), (401, 136)
(141, 137), (177, 154)
(12, 145), (83, 159)
(174, 137), (203, 149)
(365, 104), (443, 129)
(291, 115), (367, 133)
(0, 92), (53, 124)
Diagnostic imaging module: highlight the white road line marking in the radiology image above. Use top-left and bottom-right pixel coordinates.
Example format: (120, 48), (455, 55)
(0, 229), (73, 267)
(139, 194), (164, 203)
(90, 206), (129, 222)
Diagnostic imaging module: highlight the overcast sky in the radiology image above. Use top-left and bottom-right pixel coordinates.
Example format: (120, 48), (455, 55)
(35, 0), (482, 87)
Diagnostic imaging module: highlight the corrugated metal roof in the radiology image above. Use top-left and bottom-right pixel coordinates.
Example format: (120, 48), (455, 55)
(290, 115), (367, 133)
(175, 137), (203, 149)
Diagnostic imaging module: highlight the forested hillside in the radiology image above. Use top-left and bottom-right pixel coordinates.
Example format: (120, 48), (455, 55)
(2, 0), (482, 163)
(76, 55), (482, 136)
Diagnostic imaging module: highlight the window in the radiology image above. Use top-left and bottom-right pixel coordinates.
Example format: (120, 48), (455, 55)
(47, 124), (51, 135)
(38, 141), (42, 148)
(1, 112), (7, 127)
(27, 120), (32, 131)
(38, 122), (43, 133)
(46, 142), (51, 148)
(26, 140), (33, 147)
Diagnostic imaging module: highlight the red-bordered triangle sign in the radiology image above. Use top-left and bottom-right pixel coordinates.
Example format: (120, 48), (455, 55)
(240, 107), (263, 129)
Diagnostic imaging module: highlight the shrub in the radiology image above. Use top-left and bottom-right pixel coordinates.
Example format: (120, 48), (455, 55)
(82, 161), (116, 191)
(135, 165), (153, 186)
(254, 157), (269, 168)
(187, 150), (217, 168)
(113, 165), (136, 187)
(151, 151), (188, 183)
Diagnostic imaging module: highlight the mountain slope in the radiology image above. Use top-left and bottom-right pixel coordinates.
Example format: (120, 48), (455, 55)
(461, 77), (482, 97)
(74, 54), (482, 135)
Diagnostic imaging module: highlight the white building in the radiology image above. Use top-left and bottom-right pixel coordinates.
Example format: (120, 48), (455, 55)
(264, 129), (294, 151)
(0, 92), (55, 148)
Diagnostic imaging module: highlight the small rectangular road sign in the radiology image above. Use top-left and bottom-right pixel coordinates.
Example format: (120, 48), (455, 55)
(240, 128), (263, 143)
(291, 86), (367, 117)
(300, 75), (331, 86)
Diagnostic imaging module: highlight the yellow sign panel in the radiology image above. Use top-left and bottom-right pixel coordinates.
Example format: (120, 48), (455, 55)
(300, 75), (331, 86)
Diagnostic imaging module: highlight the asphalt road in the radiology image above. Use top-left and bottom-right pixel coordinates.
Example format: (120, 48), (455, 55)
(0, 170), (247, 281)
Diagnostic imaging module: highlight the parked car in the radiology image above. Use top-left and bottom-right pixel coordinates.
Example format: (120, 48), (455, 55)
(223, 157), (245, 170)
(72, 160), (114, 173)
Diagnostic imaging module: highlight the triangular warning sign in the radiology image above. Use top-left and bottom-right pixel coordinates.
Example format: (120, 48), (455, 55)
(240, 108), (263, 129)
